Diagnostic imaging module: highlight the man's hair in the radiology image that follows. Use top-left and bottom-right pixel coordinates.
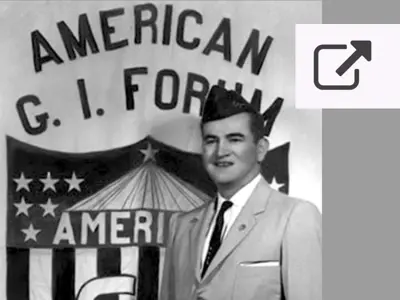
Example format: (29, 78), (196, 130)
(200, 111), (265, 144)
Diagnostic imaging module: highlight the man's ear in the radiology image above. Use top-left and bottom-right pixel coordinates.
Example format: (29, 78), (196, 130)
(257, 137), (269, 163)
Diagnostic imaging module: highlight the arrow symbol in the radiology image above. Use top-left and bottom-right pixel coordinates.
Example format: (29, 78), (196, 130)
(336, 40), (371, 76)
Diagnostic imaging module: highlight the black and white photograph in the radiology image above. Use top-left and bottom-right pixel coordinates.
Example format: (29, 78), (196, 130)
(0, 1), (322, 299)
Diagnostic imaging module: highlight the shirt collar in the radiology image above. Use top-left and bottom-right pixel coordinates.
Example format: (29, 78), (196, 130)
(214, 174), (262, 211)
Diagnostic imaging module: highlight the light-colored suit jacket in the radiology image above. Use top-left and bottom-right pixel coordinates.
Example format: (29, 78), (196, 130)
(160, 178), (322, 300)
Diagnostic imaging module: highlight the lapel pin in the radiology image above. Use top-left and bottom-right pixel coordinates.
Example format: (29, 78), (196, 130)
(239, 224), (246, 231)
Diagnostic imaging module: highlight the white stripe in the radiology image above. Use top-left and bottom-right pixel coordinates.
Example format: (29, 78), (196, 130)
(29, 249), (52, 300)
(76, 275), (135, 300)
(75, 248), (97, 297)
(118, 295), (136, 300)
(158, 247), (166, 299)
(120, 246), (139, 296)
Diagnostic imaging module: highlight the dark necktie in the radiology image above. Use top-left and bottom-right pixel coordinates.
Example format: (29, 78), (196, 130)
(201, 200), (233, 278)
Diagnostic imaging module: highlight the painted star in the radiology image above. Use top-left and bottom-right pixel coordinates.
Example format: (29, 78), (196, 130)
(21, 223), (41, 242)
(13, 173), (33, 192)
(65, 172), (84, 192)
(14, 197), (33, 217)
(39, 172), (59, 192)
(39, 198), (58, 217)
(270, 177), (285, 191)
(140, 143), (159, 163)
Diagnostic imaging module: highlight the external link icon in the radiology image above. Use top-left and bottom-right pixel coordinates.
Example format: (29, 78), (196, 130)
(313, 41), (371, 90)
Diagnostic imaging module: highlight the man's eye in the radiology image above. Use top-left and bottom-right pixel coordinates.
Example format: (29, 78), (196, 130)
(204, 139), (216, 145)
(229, 138), (242, 143)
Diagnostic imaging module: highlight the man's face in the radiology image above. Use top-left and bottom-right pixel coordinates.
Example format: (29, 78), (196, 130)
(201, 113), (267, 190)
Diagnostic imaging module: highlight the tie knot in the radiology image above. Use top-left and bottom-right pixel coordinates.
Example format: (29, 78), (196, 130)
(220, 201), (233, 214)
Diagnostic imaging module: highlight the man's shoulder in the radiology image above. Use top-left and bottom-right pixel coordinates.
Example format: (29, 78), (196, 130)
(173, 201), (213, 223)
(270, 189), (304, 207)
(267, 188), (320, 218)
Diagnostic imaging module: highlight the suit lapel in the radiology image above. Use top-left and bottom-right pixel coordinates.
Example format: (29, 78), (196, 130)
(202, 178), (273, 279)
(188, 199), (216, 282)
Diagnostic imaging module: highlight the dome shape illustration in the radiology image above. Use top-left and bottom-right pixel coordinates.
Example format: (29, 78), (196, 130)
(68, 161), (210, 212)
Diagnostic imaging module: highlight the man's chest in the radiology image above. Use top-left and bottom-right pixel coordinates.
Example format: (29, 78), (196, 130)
(174, 215), (286, 268)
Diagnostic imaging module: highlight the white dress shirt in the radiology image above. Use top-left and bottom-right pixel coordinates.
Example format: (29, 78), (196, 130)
(200, 174), (262, 269)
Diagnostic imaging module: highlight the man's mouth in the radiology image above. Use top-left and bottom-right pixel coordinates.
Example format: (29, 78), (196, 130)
(214, 161), (234, 167)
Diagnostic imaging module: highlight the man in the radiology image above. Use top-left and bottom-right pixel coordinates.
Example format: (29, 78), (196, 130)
(160, 85), (322, 300)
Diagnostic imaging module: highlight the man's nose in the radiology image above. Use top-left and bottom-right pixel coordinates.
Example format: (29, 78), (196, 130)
(216, 141), (230, 157)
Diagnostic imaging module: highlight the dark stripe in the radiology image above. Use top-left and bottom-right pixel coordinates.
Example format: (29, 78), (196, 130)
(97, 248), (121, 275)
(52, 248), (75, 300)
(7, 247), (29, 300)
(97, 248), (121, 300)
(138, 246), (160, 300)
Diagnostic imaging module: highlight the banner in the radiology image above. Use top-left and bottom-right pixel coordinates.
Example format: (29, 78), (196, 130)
(0, 1), (322, 300)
